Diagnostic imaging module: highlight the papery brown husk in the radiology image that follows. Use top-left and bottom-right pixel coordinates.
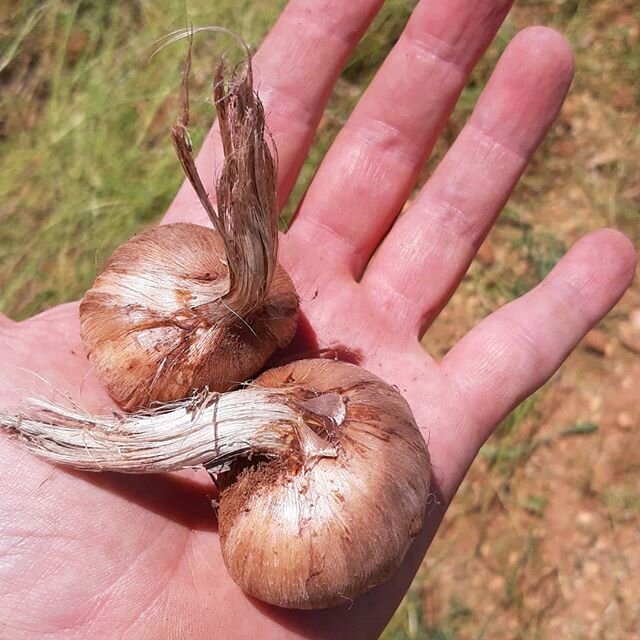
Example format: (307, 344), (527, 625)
(217, 359), (431, 610)
(80, 224), (298, 409)
(80, 43), (298, 410)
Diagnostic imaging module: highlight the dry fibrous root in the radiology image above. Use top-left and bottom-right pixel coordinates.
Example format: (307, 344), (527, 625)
(79, 29), (298, 411)
(1, 359), (430, 609)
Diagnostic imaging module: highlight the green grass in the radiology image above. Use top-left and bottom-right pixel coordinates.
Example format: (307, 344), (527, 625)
(602, 484), (640, 524)
(0, 0), (419, 319)
(0, 0), (289, 318)
(479, 394), (542, 479)
(382, 577), (470, 640)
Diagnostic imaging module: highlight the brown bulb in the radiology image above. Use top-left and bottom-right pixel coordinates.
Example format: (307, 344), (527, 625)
(80, 223), (298, 410)
(80, 44), (299, 410)
(217, 359), (430, 609)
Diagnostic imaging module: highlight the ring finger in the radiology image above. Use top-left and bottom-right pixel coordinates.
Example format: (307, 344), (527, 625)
(284, 0), (514, 282)
(362, 27), (574, 334)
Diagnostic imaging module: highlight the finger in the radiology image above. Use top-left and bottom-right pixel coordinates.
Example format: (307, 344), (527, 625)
(442, 229), (636, 456)
(363, 27), (574, 332)
(0, 311), (15, 328)
(162, 0), (383, 226)
(285, 0), (513, 280)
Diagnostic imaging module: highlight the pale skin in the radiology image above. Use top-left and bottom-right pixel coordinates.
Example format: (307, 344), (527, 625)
(0, 0), (636, 638)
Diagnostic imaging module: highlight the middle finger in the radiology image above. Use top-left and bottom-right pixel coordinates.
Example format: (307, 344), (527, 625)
(286, 0), (513, 280)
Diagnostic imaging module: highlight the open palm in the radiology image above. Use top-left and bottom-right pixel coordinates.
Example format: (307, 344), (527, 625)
(0, 1), (635, 639)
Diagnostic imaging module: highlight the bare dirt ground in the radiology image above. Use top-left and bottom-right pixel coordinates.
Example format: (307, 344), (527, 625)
(399, 1), (640, 626)
(418, 276), (640, 638)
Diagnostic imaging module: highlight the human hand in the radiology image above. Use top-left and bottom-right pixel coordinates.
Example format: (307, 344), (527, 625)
(0, 1), (635, 638)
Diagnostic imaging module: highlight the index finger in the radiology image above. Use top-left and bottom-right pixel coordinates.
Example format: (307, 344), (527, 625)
(162, 0), (384, 227)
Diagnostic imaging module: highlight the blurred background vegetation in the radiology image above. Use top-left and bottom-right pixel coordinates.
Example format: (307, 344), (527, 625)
(1, 1), (638, 638)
